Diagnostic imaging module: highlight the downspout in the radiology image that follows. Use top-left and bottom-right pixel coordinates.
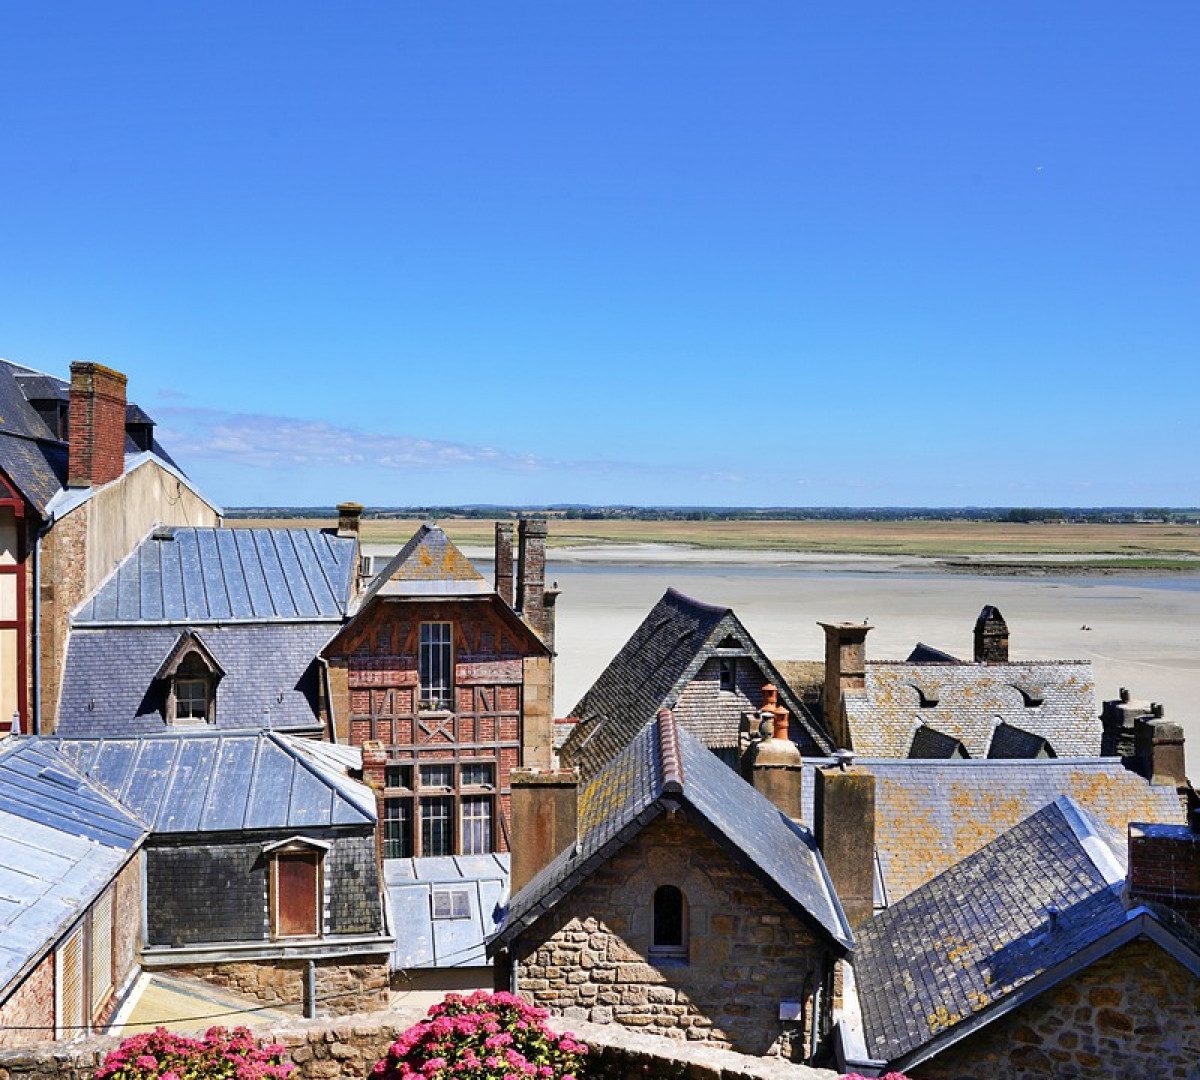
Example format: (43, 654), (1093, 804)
(31, 518), (50, 736)
(509, 950), (519, 994)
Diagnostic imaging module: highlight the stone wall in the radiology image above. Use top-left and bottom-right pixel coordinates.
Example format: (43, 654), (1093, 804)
(0, 1007), (837, 1080)
(0, 953), (54, 1050)
(914, 938), (1200, 1080)
(509, 809), (827, 1058)
(153, 956), (389, 1017)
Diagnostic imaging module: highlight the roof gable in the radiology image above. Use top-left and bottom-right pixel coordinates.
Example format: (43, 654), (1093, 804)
(494, 711), (851, 954)
(359, 524), (489, 602)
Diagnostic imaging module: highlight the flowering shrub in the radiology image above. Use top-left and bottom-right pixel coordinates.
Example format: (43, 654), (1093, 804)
(372, 991), (588, 1080)
(96, 1026), (294, 1080)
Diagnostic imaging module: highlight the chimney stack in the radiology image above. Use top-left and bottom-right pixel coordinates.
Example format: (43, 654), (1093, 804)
(517, 519), (559, 650)
(336, 501), (364, 539)
(1128, 818), (1200, 931)
(1133, 709), (1188, 789)
(814, 758), (876, 929)
(494, 522), (515, 607)
(68, 361), (127, 488)
(742, 704), (803, 819)
(509, 768), (578, 895)
(359, 740), (388, 870)
(973, 605), (1010, 664)
(819, 622), (872, 750)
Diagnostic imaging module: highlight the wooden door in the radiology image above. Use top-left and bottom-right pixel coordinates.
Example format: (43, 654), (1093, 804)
(275, 853), (320, 937)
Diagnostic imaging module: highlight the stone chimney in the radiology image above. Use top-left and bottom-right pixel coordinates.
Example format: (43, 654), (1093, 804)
(336, 501), (364, 539)
(973, 605), (1009, 663)
(517, 519), (560, 651)
(743, 705), (803, 819)
(1101, 687), (1152, 758)
(814, 758), (876, 929)
(1128, 817), (1200, 931)
(509, 768), (577, 895)
(494, 522), (515, 607)
(819, 622), (872, 750)
(68, 361), (128, 488)
(1133, 708), (1188, 789)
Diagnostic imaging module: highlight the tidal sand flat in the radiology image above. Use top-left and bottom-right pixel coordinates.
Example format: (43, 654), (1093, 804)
(545, 554), (1200, 777)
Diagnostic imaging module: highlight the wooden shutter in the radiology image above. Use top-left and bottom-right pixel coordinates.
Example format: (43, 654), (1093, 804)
(57, 928), (84, 1038)
(275, 853), (320, 937)
(90, 889), (114, 1017)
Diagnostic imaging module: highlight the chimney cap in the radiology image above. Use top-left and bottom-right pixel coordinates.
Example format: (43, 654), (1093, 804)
(831, 748), (856, 770)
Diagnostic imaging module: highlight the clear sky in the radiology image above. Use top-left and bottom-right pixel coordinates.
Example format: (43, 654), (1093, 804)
(1, 4), (1196, 508)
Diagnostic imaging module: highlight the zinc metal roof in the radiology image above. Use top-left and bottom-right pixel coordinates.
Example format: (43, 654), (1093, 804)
(0, 739), (145, 995)
(386, 854), (509, 970)
(51, 731), (376, 833)
(74, 526), (357, 625)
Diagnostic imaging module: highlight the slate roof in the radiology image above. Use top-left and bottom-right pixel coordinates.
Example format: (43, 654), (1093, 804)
(358, 524), (490, 603)
(988, 721), (1055, 759)
(493, 711), (852, 953)
(906, 642), (962, 664)
(51, 731), (376, 833)
(800, 757), (1186, 904)
(0, 739), (145, 995)
(74, 527), (357, 625)
(387, 854), (509, 971)
(843, 659), (1099, 759)
(853, 797), (1182, 1069)
(907, 726), (968, 759)
(563, 589), (832, 777)
(57, 623), (334, 736)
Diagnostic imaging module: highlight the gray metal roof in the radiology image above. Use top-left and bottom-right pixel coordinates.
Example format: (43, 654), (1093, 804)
(51, 731), (376, 833)
(493, 712), (852, 953)
(387, 854), (509, 970)
(0, 739), (145, 995)
(854, 797), (1134, 1065)
(56, 623), (334, 737)
(74, 527), (357, 626)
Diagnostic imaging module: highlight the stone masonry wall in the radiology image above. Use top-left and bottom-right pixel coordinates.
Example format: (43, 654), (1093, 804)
(0, 1008), (837, 1080)
(153, 956), (389, 1017)
(913, 938), (1200, 1080)
(511, 810), (827, 1058)
(0, 954), (54, 1050)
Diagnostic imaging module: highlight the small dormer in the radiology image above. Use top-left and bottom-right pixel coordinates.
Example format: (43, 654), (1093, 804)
(1012, 682), (1045, 708)
(126, 402), (156, 453)
(154, 630), (224, 725)
(907, 681), (941, 709)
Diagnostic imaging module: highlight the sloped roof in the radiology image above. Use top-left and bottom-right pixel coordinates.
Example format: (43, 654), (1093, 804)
(0, 739), (145, 995)
(358, 524), (490, 603)
(853, 798), (1200, 1071)
(57, 623), (332, 737)
(493, 712), (852, 953)
(51, 731), (376, 833)
(906, 642), (962, 664)
(75, 527), (356, 625)
(843, 660), (1099, 759)
(563, 589), (831, 777)
(988, 721), (1055, 759)
(386, 854), (509, 970)
(800, 757), (1186, 904)
(908, 726), (968, 759)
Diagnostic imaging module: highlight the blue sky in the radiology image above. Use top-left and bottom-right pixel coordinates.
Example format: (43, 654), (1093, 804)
(1, 4), (1196, 507)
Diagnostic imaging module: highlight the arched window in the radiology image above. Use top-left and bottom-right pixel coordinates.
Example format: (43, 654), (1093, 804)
(650, 884), (688, 961)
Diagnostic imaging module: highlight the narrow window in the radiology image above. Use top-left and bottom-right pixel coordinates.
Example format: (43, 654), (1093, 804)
(461, 795), (493, 854)
(383, 798), (413, 859)
(273, 851), (321, 938)
(419, 622), (453, 710)
(385, 763), (413, 790)
(173, 652), (213, 722)
(719, 658), (737, 693)
(650, 884), (688, 961)
(421, 796), (453, 856)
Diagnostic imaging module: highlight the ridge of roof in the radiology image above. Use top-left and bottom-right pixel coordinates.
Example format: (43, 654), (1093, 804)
(662, 587), (732, 616)
(656, 708), (684, 794)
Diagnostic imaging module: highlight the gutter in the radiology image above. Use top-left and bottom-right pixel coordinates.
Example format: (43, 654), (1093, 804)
(834, 962), (886, 1076)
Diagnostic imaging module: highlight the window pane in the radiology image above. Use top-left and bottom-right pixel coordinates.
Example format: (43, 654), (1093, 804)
(383, 799), (413, 859)
(653, 885), (685, 949)
(461, 763), (494, 788)
(385, 764), (413, 790)
(419, 622), (453, 709)
(461, 796), (493, 855)
(420, 764), (453, 789)
(421, 797), (453, 856)
(175, 678), (209, 720)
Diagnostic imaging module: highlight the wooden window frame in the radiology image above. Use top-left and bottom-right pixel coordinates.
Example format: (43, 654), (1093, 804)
(418, 621), (454, 712)
(718, 657), (737, 693)
(164, 647), (219, 725)
(89, 887), (115, 1021)
(649, 884), (689, 964)
(267, 841), (326, 940)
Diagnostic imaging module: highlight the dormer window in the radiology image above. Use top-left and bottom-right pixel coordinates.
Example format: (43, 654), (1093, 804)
(155, 631), (223, 726)
(719, 658), (737, 692)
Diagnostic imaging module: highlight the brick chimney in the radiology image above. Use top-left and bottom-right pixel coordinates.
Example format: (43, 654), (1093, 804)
(1128, 817), (1200, 931)
(1132, 707), (1188, 789)
(509, 768), (577, 895)
(68, 362), (128, 488)
(336, 501), (363, 539)
(819, 622), (872, 750)
(494, 522), (515, 607)
(974, 605), (1010, 663)
(743, 705), (803, 819)
(359, 740), (388, 870)
(814, 757), (876, 929)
